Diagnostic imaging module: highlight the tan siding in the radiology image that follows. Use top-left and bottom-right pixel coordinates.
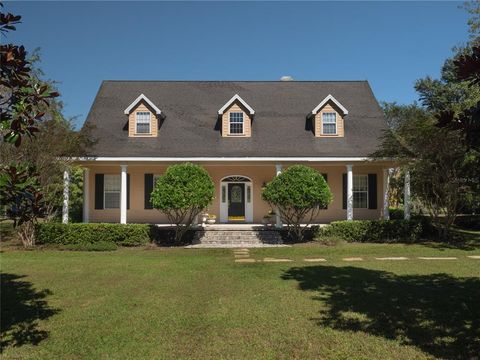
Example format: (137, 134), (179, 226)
(128, 102), (158, 137)
(314, 102), (345, 137)
(221, 102), (252, 137)
(85, 163), (385, 224)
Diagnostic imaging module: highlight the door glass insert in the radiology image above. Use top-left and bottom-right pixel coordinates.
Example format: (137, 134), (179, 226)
(231, 185), (242, 203)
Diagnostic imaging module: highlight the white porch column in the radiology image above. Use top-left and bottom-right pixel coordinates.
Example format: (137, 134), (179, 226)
(62, 169), (70, 224)
(382, 168), (391, 220)
(120, 165), (128, 224)
(83, 168), (90, 223)
(404, 169), (411, 220)
(346, 164), (353, 220)
(275, 164), (282, 228)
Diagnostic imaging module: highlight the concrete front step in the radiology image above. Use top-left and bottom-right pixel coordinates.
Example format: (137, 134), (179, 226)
(193, 229), (283, 247)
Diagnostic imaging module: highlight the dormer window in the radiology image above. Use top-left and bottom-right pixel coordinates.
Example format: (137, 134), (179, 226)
(136, 111), (151, 134)
(229, 112), (244, 134)
(124, 94), (162, 137)
(322, 112), (337, 135)
(218, 94), (255, 138)
(310, 94), (348, 138)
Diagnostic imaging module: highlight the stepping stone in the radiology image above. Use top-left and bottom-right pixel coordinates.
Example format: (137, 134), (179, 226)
(235, 258), (256, 263)
(467, 255), (480, 259)
(233, 251), (250, 254)
(234, 254), (251, 258)
(418, 257), (457, 260)
(375, 257), (409, 260)
(304, 258), (327, 262)
(263, 257), (293, 263)
(343, 257), (363, 261)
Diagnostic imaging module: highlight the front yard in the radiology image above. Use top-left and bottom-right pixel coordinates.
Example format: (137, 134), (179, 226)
(1, 242), (479, 359)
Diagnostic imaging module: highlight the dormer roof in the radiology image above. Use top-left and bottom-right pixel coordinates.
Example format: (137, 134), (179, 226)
(218, 94), (255, 115)
(124, 94), (162, 115)
(311, 94), (348, 115)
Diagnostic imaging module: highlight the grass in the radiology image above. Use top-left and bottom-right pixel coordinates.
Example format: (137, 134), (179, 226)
(1, 240), (479, 360)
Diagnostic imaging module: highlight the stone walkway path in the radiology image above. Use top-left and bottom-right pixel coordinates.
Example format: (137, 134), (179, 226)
(233, 249), (480, 264)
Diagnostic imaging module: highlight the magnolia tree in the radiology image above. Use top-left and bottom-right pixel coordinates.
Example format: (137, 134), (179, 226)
(151, 163), (215, 243)
(0, 164), (45, 247)
(262, 165), (332, 241)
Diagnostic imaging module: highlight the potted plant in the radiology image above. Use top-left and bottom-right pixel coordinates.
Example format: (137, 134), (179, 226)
(262, 214), (271, 225)
(262, 210), (276, 226)
(206, 214), (216, 224)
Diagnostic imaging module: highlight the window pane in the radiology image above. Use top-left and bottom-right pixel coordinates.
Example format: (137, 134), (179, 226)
(104, 175), (120, 209)
(323, 123), (336, 134)
(322, 112), (336, 134)
(221, 185), (226, 203)
(353, 175), (368, 208)
(322, 112), (336, 123)
(105, 192), (120, 209)
(104, 175), (120, 191)
(136, 112), (151, 134)
(229, 112), (244, 134)
(246, 185), (251, 203)
(353, 175), (368, 191)
(353, 192), (368, 208)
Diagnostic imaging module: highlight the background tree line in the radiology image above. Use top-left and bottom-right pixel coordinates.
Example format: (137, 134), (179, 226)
(374, 1), (480, 239)
(1, 4), (92, 246)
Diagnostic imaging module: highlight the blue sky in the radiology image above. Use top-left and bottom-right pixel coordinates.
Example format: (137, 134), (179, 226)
(5, 1), (470, 128)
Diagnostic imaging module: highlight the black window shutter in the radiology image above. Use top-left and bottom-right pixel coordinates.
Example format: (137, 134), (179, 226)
(321, 173), (328, 209)
(342, 173), (347, 209)
(94, 174), (104, 209)
(144, 174), (154, 209)
(127, 174), (130, 210)
(368, 174), (377, 209)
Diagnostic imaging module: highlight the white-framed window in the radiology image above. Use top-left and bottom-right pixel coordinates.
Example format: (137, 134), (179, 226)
(136, 111), (151, 134)
(229, 112), (244, 134)
(104, 175), (121, 209)
(322, 112), (337, 135)
(353, 175), (368, 208)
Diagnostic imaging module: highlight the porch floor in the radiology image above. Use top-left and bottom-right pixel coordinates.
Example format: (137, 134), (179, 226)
(153, 223), (329, 230)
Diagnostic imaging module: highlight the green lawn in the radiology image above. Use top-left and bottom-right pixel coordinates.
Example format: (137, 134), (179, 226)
(1, 242), (479, 359)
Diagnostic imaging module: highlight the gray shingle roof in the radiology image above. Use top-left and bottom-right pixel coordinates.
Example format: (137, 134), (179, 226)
(83, 80), (386, 157)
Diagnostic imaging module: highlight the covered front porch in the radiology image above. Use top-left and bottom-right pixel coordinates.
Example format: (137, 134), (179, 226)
(63, 158), (409, 225)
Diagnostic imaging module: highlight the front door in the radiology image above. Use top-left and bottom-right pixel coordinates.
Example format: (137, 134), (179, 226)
(228, 183), (245, 221)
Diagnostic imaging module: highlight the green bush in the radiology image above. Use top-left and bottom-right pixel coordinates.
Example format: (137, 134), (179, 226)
(454, 215), (480, 230)
(315, 219), (423, 243)
(389, 208), (405, 220)
(35, 223), (151, 246)
(62, 241), (118, 251)
(262, 165), (332, 242)
(151, 163), (215, 243)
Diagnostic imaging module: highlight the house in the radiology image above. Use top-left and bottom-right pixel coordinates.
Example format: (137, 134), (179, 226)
(68, 80), (401, 226)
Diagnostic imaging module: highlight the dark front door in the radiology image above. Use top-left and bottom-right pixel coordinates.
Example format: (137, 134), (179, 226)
(228, 183), (245, 221)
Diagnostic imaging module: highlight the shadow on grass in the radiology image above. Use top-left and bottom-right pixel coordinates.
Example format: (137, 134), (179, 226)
(1, 273), (59, 350)
(282, 266), (480, 359)
(421, 227), (480, 251)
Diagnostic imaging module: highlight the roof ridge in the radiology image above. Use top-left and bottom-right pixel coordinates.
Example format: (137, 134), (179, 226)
(102, 80), (369, 83)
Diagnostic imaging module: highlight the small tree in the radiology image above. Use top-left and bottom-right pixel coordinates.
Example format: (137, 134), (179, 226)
(150, 163), (215, 243)
(262, 165), (332, 242)
(0, 164), (45, 247)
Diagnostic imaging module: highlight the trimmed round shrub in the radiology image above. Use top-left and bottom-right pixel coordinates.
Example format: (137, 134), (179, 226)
(151, 163), (215, 243)
(262, 165), (332, 241)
